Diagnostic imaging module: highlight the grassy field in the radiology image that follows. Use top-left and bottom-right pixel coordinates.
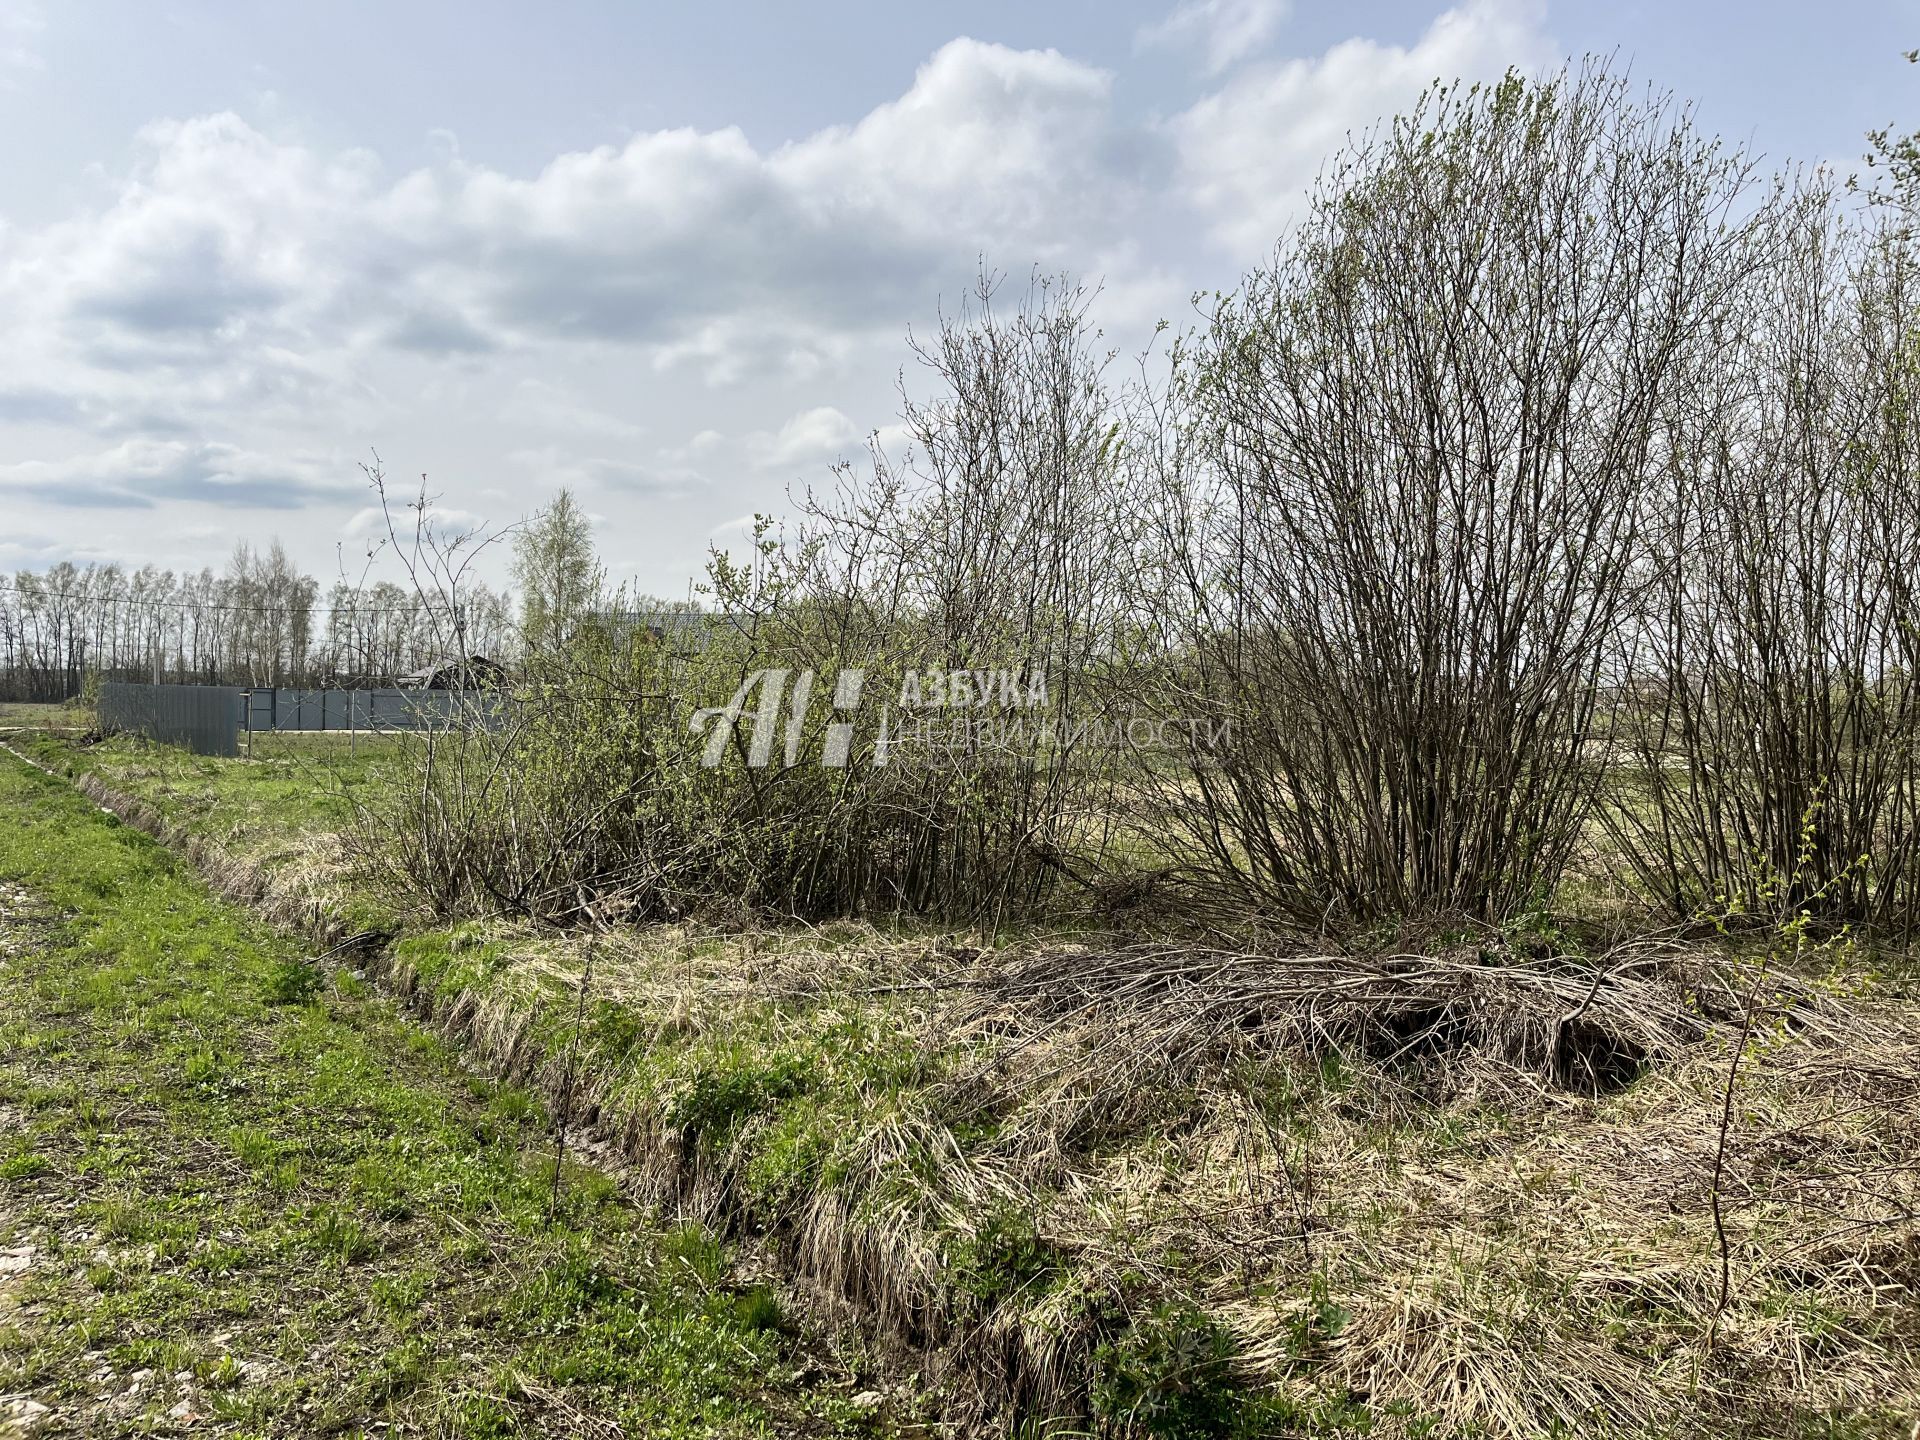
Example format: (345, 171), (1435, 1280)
(0, 751), (905, 1438)
(11, 729), (407, 936)
(0, 703), (91, 732)
(14, 729), (392, 836)
(10, 733), (1920, 1437)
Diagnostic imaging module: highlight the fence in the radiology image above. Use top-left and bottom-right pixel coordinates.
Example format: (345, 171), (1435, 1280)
(100, 683), (500, 756)
(243, 687), (491, 734)
(99, 682), (244, 757)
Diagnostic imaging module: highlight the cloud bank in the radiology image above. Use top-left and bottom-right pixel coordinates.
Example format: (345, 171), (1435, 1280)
(0, 1), (1552, 579)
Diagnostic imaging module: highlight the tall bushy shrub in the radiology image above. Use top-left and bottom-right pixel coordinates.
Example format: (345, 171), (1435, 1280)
(1142, 67), (1774, 931)
(1603, 203), (1920, 926)
(362, 276), (1140, 926)
(742, 272), (1143, 918)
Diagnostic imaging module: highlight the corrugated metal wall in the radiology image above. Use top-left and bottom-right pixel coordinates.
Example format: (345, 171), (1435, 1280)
(243, 688), (494, 732)
(99, 682), (244, 757)
(100, 683), (500, 756)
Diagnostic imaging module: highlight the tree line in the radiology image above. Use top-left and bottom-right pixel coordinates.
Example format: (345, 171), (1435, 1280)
(0, 540), (517, 701)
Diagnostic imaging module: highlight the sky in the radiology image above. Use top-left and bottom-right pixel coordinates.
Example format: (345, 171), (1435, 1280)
(0, 0), (1915, 596)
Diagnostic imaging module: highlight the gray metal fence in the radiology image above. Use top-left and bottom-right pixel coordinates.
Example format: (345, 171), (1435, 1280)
(99, 682), (244, 757)
(100, 682), (500, 756)
(244, 687), (496, 733)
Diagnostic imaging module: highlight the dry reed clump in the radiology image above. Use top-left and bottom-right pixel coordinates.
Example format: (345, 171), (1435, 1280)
(1302, 1013), (1920, 1434)
(951, 934), (1781, 1097)
(936, 940), (1920, 1435)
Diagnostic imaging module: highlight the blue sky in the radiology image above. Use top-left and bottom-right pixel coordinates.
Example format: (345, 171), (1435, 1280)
(0, 0), (1914, 594)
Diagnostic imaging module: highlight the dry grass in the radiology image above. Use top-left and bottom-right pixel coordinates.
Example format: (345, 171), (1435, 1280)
(39, 747), (1920, 1437)
(922, 936), (1918, 1433)
(406, 922), (1920, 1436)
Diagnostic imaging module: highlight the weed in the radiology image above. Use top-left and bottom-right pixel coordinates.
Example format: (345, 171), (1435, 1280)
(947, 1206), (1059, 1302)
(732, 1283), (785, 1333)
(669, 1049), (815, 1141)
(308, 1206), (377, 1264)
(259, 956), (322, 1005)
(1091, 1302), (1275, 1439)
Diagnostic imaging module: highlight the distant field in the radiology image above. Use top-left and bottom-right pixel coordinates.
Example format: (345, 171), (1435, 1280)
(23, 729), (394, 837)
(15, 731), (408, 935)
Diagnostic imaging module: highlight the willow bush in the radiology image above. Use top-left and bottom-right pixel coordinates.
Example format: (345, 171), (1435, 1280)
(1600, 201), (1920, 928)
(1131, 67), (1778, 932)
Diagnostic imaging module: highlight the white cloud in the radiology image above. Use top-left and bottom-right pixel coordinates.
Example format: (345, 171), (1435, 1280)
(778, 40), (1124, 246)
(0, 35), (1144, 498)
(750, 405), (863, 470)
(0, 437), (355, 509)
(383, 37), (1130, 363)
(709, 512), (762, 539)
(1138, 0), (1290, 75)
(506, 444), (703, 497)
(502, 378), (644, 439)
(645, 315), (863, 387)
(341, 501), (489, 540)
(0, 528), (96, 566)
(653, 427), (728, 469)
(1169, 0), (1553, 257)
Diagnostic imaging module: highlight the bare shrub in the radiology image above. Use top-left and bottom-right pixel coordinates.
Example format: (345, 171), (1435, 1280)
(732, 270), (1144, 920)
(362, 274), (1142, 927)
(355, 613), (699, 922)
(1603, 196), (1920, 928)
(1141, 66), (1775, 933)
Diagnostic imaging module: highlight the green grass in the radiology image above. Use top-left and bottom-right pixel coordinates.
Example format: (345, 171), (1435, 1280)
(21, 730), (393, 840)
(0, 751), (901, 1438)
(0, 700), (91, 730)
(18, 730), (410, 934)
